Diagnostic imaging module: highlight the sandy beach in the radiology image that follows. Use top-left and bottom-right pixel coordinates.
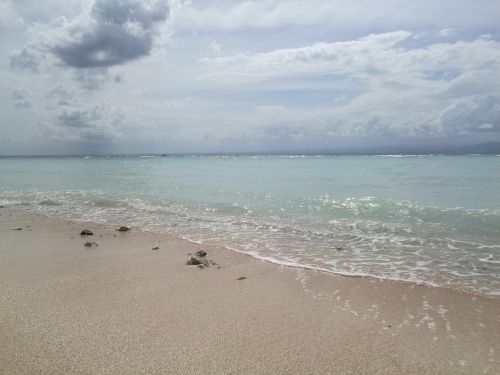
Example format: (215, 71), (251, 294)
(0, 206), (499, 374)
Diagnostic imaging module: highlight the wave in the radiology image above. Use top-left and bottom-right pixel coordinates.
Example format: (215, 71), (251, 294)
(1, 190), (499, 295)
(375, 154), (428, 158)
(3, 192), (499, 236)
(38, 199), (62, 206)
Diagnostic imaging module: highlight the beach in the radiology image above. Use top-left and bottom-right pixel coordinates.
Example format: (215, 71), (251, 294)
(4, 0), (500, 372)
(1, 206), (499, 374)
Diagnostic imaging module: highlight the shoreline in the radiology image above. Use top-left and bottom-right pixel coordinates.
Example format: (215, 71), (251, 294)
(1, 206), (499, 374)
(220, 243), (498, 299)
(9, 205), (499, 299)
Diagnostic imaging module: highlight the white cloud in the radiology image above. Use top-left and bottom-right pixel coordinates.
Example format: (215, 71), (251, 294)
(175, 0), (500, 32)
(200, 33), (500, 85)
(200, 31), (413, 83)
(2, 1), (500, 154)
(0, 0), (23, 28)
(210, 40), (221, 55)
(194, 32), (500, 139)
(439, 28), (455, 37)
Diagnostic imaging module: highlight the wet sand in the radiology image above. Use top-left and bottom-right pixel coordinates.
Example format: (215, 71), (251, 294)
(0, 207), (499, 374)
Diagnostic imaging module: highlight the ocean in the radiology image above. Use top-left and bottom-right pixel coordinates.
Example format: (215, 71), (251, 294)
(1, 154), (499, 295)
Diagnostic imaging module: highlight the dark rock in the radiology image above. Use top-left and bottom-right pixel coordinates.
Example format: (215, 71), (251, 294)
(335, 246), (344, 251)
(84, 241), (98, 248)
(187, 257), (210, 267)
(237, 276), (247, 281)
(197, 264), (205, 269)
(187, 257), (201, 265)
(11, 227), (22, 230)
(116, 226), (131, 232)
(80, 229), (93, 236)
(195, 250), (207, 257)
(152, 246), (160, 250)
(387, 325), (392, 328)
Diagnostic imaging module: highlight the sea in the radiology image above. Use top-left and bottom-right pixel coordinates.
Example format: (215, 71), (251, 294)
(1, 154), (499, 296)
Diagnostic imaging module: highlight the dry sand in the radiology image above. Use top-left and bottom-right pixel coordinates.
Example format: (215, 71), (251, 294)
(0, 206), (499, 374)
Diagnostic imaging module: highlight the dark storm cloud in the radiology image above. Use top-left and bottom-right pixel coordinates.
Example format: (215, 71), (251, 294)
(440, 95), (500, 134)
(57, 108), (95, 128)
(46, 85), (79, 106)
(52, 0), (169, 69)
(54, 104), (123, 142)
(46, 86), (73, 101)
(74, 68), (110, 90)
(10, 47), (39, 72)
(12, 89), (31, 108)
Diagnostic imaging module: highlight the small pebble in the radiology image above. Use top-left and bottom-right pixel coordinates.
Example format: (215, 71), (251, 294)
(187, 257), (201, 265)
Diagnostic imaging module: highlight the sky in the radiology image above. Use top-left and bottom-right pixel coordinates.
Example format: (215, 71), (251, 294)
(1, 0), (500, 155)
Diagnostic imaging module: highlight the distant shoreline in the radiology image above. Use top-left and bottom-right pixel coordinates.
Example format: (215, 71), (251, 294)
(2, 151), (500, 158)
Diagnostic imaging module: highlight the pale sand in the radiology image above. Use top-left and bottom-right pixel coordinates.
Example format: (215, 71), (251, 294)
(0, 207), (499, 374)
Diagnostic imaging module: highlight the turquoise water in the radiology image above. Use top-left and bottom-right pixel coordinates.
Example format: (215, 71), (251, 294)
(1, 155), (500, 295)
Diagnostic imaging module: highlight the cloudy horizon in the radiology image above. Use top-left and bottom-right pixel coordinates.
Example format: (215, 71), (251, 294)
(2, 0), (500, 155)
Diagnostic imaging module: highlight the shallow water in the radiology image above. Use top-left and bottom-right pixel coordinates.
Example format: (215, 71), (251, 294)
(1, 154), (499, 295)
